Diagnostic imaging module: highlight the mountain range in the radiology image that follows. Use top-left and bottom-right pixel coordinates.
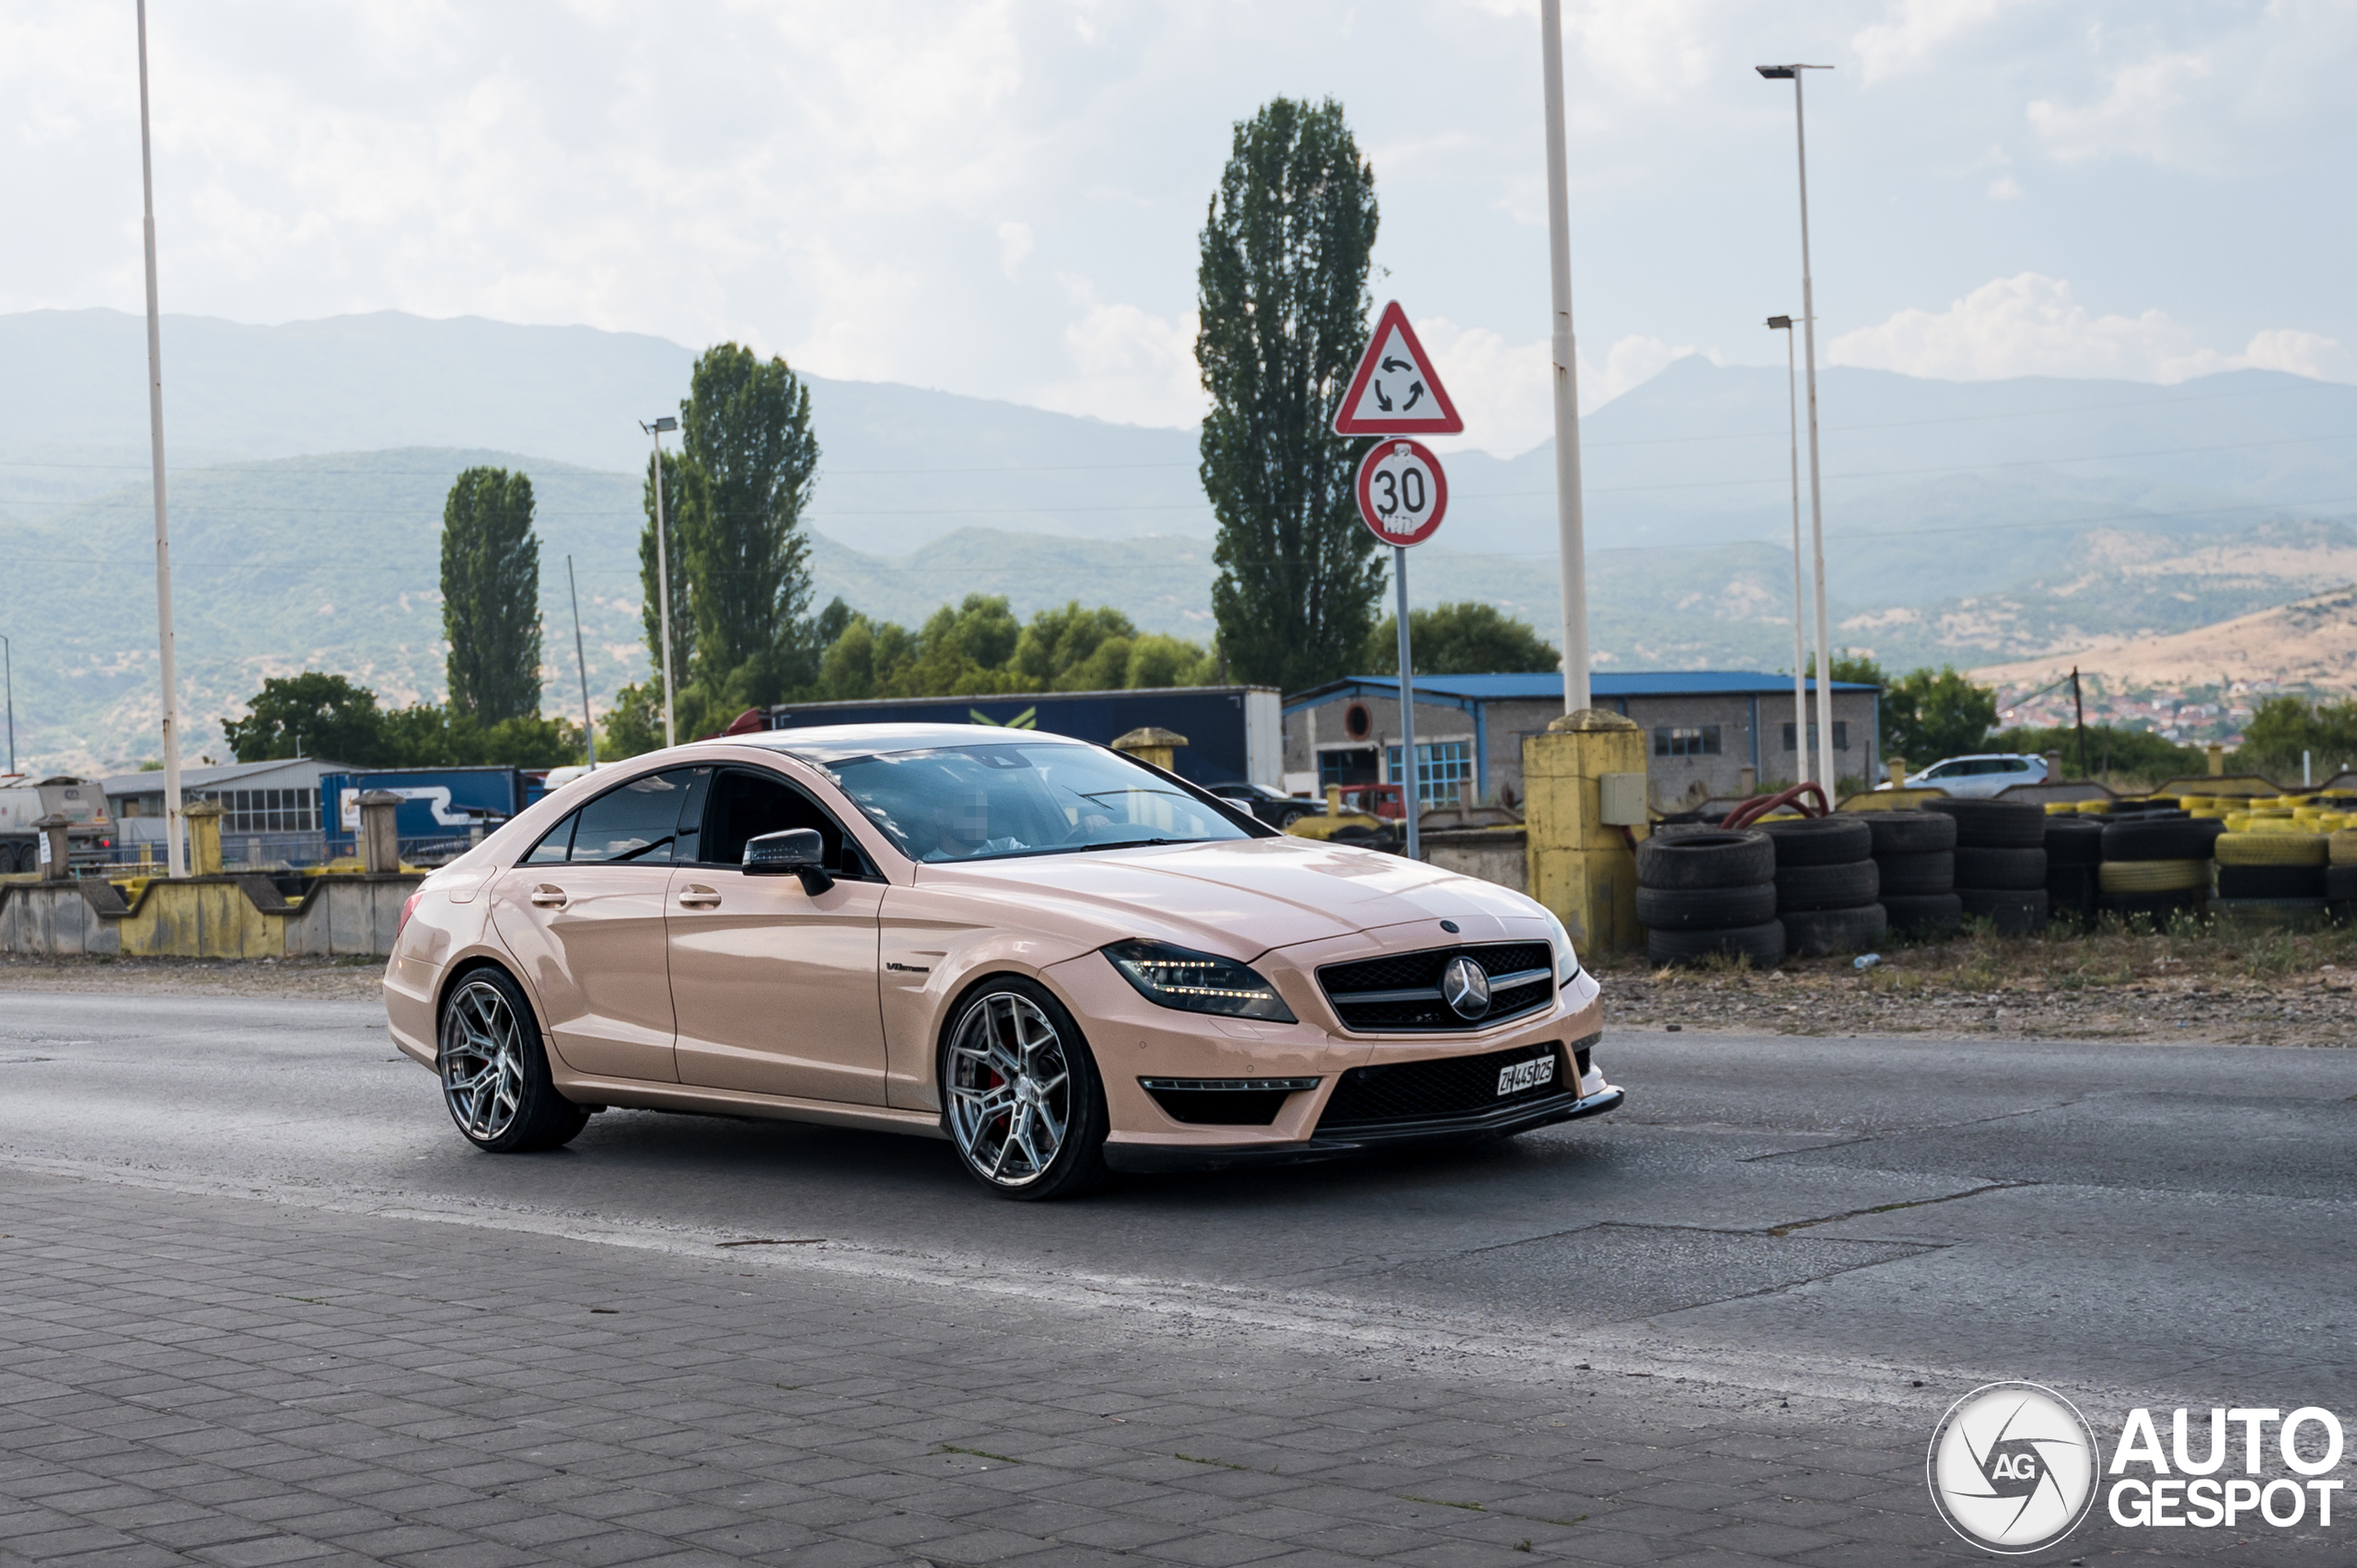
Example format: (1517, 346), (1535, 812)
(2, 308), (2351, 773)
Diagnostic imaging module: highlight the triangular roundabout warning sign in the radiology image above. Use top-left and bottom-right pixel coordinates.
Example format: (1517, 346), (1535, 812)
(1332, 300), (1463, 436)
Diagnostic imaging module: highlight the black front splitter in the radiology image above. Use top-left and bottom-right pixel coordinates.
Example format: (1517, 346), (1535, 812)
(1101, 1086), (1627, 1174)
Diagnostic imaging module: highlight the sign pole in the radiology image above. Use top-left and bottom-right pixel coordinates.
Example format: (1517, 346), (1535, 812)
(1539, 0), (1590, 715)
(1393, 544), (1419, 864)
(136, 0), (186, 878)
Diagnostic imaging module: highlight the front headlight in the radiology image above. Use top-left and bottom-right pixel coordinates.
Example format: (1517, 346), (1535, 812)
(1540, 906), (1582, 986)
(1103, 938), (1298, 1023)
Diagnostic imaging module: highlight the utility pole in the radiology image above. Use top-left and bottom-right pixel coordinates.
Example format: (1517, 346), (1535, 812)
(567, 555), (598, 771)
(2072, 667), (2087, 779)
(641, 416), (679, 749)
(1759, 62), (1836, 797)
(1539, 0), (1589, 714)
(137, 0), (186, 877)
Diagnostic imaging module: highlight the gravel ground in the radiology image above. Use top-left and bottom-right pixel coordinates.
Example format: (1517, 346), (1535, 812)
(0, 952), (387, 1001)
(6, 921), (2353, 1046)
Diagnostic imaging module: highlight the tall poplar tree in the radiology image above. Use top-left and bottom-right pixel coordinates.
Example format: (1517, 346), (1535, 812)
(667, 343), (821, 707)
(440, 466), (542, 722)
(1197, 98), (1383, 694)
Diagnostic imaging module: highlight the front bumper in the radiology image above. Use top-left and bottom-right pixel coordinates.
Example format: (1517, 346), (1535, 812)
(1101, 1083), (1627, 1173)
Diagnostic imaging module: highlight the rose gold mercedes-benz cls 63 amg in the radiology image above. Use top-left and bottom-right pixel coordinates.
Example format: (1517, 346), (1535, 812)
(383, 724), (1621, 1199)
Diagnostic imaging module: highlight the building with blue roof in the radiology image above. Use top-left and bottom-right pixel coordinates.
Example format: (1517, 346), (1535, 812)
(1281, 671), (1881, 809)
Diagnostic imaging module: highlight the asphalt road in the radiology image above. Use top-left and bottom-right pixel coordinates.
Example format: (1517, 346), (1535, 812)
(3, 989), (2354, 1562)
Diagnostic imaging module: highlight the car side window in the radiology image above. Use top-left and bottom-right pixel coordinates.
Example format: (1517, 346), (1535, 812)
(523, 811), (577, 864)
(1922, 762), (1953, 779)
(698, 767), (869, 877)
(565, 769), (702, 865)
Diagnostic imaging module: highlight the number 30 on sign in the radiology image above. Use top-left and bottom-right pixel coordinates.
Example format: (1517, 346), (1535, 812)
(1353, 437), (1448, 548)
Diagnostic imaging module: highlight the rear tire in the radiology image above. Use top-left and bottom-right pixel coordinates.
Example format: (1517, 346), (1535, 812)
(940, 977), (1109, 1201)
(437, 969), (588, 1154)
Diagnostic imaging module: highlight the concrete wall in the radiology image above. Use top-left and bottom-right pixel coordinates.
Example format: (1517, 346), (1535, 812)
(1421, 827), (1527, 894)
(1283, 689), (1879, 808)
(0, 872), (423, 958)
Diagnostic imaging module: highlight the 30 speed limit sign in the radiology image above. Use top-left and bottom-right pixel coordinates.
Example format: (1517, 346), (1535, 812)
(1353, 438), (1448, 548)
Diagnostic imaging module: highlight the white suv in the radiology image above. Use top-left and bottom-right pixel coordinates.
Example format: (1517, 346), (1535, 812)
(1893, 753), (2049, 798)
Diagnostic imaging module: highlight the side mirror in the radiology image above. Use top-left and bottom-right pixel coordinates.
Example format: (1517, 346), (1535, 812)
(742, 828), (833, 893)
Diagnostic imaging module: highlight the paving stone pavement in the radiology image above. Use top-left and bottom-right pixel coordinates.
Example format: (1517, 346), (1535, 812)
(0, 1172), (2335, 1567)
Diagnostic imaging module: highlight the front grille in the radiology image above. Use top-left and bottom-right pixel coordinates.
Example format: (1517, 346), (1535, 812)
(1318, 1041), (1570, 1131)
(1316, 941), (1554, 1033)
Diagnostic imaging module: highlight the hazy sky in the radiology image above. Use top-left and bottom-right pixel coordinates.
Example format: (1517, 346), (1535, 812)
(6, 1), (2351, 456)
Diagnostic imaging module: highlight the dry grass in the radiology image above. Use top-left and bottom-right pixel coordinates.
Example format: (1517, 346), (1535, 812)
(1597, 918), (2357, 1046)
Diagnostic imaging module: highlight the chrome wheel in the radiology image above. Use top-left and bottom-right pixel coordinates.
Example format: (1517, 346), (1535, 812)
(946, 991), (1073, 1188)
(441, 977), (527, 1144)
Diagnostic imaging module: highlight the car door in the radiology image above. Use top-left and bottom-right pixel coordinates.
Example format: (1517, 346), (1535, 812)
(666, 764), (889, 1105)
(487, 766), (702, 1083)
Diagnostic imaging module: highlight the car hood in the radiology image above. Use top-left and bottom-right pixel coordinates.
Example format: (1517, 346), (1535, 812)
(911, 835), (1544, 958)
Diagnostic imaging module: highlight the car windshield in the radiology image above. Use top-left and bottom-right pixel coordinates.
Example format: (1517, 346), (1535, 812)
(826, 742), (1249, 863)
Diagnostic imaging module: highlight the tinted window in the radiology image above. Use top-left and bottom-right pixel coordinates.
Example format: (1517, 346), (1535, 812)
(523, 811), (576, 864)
(567, 770), (698, 865)
(828, 742), (1248, 863)
(699, 768), (865, 876)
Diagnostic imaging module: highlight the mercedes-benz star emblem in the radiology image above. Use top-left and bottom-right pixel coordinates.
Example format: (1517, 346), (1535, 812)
(1441, 956), (1492, 1019)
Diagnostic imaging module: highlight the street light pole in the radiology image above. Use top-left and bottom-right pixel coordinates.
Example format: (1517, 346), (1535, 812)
(641, 416), (679, 749)
(1767, 316), (1807, 789)
(1759, 63), (1836, 799)
(1540, 0), (1590, 715)
(137, 0), (186, 877)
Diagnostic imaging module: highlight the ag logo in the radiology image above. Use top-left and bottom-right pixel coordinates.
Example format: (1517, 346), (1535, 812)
(1927, 1382), (2100, 1554)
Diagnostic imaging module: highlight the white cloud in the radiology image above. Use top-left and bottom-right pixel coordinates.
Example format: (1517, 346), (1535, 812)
(1852, 0), (2029, 84)
(1986, 174), (2023, 200)
(2027, 50), (2214, 168)
(1415, 318), (1708, 457)
(1030, 277), (1203, 428)
(1829, 273), (2351, 384)
(995, 220), (1035, 279)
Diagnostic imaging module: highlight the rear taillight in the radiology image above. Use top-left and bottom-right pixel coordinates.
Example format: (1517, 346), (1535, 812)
(396, 891), (424, 939)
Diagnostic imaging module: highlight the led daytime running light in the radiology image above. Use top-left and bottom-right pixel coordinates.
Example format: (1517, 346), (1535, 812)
(1103, 939), (1298, 1023)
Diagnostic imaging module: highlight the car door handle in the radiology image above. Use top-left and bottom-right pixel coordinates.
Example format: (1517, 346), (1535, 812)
(529, 885), (568, 909)
(677, 885), (722, 909)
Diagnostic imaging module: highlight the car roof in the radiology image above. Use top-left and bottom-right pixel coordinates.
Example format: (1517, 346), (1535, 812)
(1933, 753), (2037, 763)
(726, 722), (1096, 766)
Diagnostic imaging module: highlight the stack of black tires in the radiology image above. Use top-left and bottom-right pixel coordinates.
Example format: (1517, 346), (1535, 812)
(1761, 816), (1887, 957)
(2096, 807), (2220, 927)
(1864, 810), (1961, 937)
(2043, 814), (2107, 928)
(1636, 829), (1783, 967)
(1926, 798), (2049, 935)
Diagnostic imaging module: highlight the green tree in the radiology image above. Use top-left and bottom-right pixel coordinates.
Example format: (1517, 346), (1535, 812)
(1882, 666), (1998, 767)
(673, 343), (822, 706)
(1359, 602), (1559, 676)
(1198, 98), (1384, 696)
(806, 598), (1216, 701)
(439, 467), (542, 723)
(2234, 694), (2357, 781)
(1991, 722), (2204, 784)
(221, 672), (389, 764)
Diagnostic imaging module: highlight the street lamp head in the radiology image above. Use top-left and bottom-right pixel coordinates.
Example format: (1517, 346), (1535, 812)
(642, 416), (678, 435)
(1765, 315), (1794, 331)
(1756, 64), (1833, 77)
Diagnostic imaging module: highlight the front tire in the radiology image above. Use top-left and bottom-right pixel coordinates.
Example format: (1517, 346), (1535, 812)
(940, 977), (1108, 1201)
(437, 969), (588, 1153)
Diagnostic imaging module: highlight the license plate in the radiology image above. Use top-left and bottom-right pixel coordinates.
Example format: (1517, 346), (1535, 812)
(1496, 1053), (1555, 1098)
